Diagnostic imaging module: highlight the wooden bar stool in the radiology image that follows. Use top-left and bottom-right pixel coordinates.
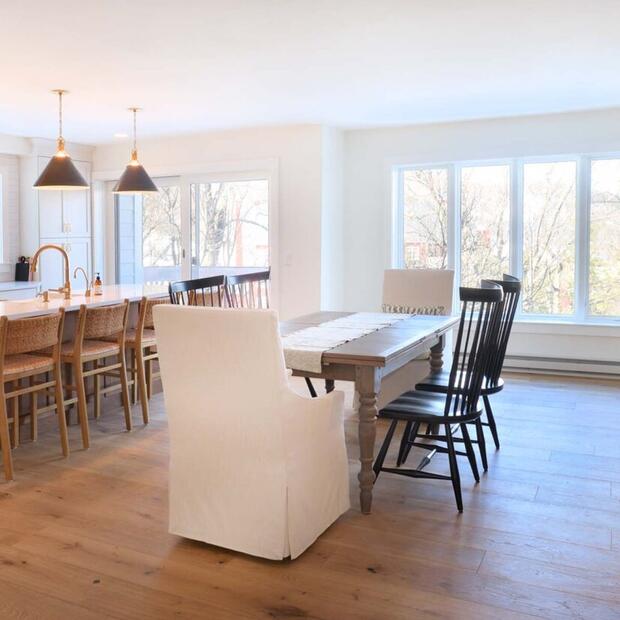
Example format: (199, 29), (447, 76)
(0, 309), (68, 481)
(61, 301), (131, 449)
(126, 296), (169, 424)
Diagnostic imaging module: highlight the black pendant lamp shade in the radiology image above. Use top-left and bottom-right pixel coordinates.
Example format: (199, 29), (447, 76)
(34, 90), (89, 191)
(113, 108), (158, 194)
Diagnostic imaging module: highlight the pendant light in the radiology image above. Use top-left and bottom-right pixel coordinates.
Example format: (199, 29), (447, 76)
(34, 90), (89, 191)
(113, 107), (158, 194)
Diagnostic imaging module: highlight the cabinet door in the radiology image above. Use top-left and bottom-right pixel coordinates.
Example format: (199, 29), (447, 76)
(62, 160), (91, 236)
(37, 239), (91, 292)
(37, 157), (64, 238)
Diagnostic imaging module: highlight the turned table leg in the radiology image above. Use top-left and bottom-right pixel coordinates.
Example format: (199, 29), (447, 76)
(355, 365), (381, 514)
(429, 334), (445, 373)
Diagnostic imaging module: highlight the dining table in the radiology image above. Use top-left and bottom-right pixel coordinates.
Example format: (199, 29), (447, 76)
(280, 311), (459, 515)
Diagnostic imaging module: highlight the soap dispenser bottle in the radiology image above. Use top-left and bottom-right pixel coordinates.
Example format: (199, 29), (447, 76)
(93, 273), (103, 295)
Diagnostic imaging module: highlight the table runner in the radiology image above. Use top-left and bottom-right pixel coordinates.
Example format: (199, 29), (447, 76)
(282, 312), (412, 373)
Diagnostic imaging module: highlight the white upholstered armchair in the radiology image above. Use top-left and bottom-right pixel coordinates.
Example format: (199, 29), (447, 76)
(153, 305), (350, 560)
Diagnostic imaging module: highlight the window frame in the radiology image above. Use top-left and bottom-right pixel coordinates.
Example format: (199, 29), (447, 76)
(392, 152), (620, 324)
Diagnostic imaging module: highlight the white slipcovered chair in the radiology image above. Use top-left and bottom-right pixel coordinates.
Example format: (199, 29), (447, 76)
(153, 305), (350, 560)
(376, 269), (455, 409)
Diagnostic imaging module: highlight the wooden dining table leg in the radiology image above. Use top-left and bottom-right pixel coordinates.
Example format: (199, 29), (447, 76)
(355, 365), (381, 515)
(429, 334), (445, 373)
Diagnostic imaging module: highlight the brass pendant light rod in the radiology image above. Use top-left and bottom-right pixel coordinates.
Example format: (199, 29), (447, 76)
(113, 106), (158, 194)
(34, 89), (89, 191)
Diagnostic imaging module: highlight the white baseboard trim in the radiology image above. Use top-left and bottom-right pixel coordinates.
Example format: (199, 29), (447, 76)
(504, 355), (620, 379)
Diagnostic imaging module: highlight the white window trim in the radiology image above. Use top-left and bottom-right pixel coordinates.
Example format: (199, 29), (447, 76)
(392, 152), (620, 326)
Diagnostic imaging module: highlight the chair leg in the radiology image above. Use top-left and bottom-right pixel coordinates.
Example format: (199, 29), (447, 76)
(396, 421), (412, 467)
(0, 389), (14, 481)
(94, 361), (101, 420)
(74, 362), (90, 449)
(400, 421), (421, 466)
(304, 377), (317, 398)
(10, 382), (19, 448)
(30, 375), (38, 441)
(118, 352), (132, 431)
(135, 347), (149, 424)
(129, 349), (137, 405)
(53, 364), (69, 457)
(461, 423), (480, 483)
(373, 419), (398, 479)
(445, 423), (463, 512)
(483, 394), (500, 449)
(475, 418), (488, 472)
(145, 352), (153, 400)
(64, 362), (73, 423)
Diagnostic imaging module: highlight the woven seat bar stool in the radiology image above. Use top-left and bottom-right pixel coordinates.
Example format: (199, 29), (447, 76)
(169, 275), (230, 307)
(126, 296), (170, 423)
(373, 281), (504, 512)
(226, 269), (270, 309)
(61, 301), (131, 449)
(0, 309), (68, 481)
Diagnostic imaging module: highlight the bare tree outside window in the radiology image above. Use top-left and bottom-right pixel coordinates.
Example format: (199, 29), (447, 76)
(590, 159), (620, 316)
(142, 184), (182, 282)
(403, 169), (448, 269)
(460, 165), (510, 287)
(522, 162), (576, 315)
(191, 180), (268, 273)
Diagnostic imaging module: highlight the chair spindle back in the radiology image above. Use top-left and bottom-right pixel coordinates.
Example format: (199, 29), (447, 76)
(486, 274), (521, 387)
(226, 269), (271, 309)
(168, 276), (229, 307)
(444, 281), (504, 418)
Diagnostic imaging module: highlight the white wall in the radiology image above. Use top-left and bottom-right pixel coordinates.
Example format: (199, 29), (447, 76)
(93, 125), (324, 320)
(0, 154), (20, 279)
(342, 108), (620, 372)
(320, 127), (344, 310)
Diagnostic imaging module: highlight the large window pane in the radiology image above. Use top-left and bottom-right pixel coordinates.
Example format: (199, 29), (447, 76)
(403, 168), (448, 269)
(142, 184), (182, 283)
(522, 161), (576, 315)
(590, 160), (620, 317)
(191, 179), (268, 276)
(460, 165), (510, 287)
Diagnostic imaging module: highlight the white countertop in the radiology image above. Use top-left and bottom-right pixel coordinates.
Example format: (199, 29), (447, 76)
(0, 283), (169, 319)
(0, 281), (41, 291)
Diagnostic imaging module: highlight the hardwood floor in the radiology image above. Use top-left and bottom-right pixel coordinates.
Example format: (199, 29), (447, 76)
(0, 373), (619, 619)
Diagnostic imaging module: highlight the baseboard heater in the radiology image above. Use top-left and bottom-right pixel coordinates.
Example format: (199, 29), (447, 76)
(504, 354), (620, 379)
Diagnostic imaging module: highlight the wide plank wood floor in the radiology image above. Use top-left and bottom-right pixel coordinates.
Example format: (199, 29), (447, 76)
(0, 373), (619, 619)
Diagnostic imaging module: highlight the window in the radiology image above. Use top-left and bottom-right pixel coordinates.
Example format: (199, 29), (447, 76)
(590, 159), (620, 317)
(115, 174), (271, 284)
(460, 165), (510, 288)
(191, 179), (269, 276)
(402, 168), (448, 269)
(115, 177), (182, 284)
(142, 183), (182, 282)
(522, 161), (576, 315)
(395, 154), (620, 322)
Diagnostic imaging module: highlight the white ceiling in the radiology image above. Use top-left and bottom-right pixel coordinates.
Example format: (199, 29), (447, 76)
(1, 0), (619, 144)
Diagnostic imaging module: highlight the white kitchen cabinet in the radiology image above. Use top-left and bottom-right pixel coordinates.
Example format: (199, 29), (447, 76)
(37, 156), (91, 239)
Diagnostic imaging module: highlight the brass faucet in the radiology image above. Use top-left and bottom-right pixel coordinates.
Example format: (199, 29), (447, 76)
(73, 266), (91, 297)
(30, 244), (72, 300)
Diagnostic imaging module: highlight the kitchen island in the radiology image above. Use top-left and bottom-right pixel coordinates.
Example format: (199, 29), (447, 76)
(0, 283), (169, 320)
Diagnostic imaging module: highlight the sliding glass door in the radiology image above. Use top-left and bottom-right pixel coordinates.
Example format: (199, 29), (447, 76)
(190, 177), (269, 278)
(115, 174), (270, 284)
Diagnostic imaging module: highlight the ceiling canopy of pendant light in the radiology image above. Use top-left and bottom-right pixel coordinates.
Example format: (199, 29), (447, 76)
(113, 108), (158, 194)
(34, 90), (89, 191)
